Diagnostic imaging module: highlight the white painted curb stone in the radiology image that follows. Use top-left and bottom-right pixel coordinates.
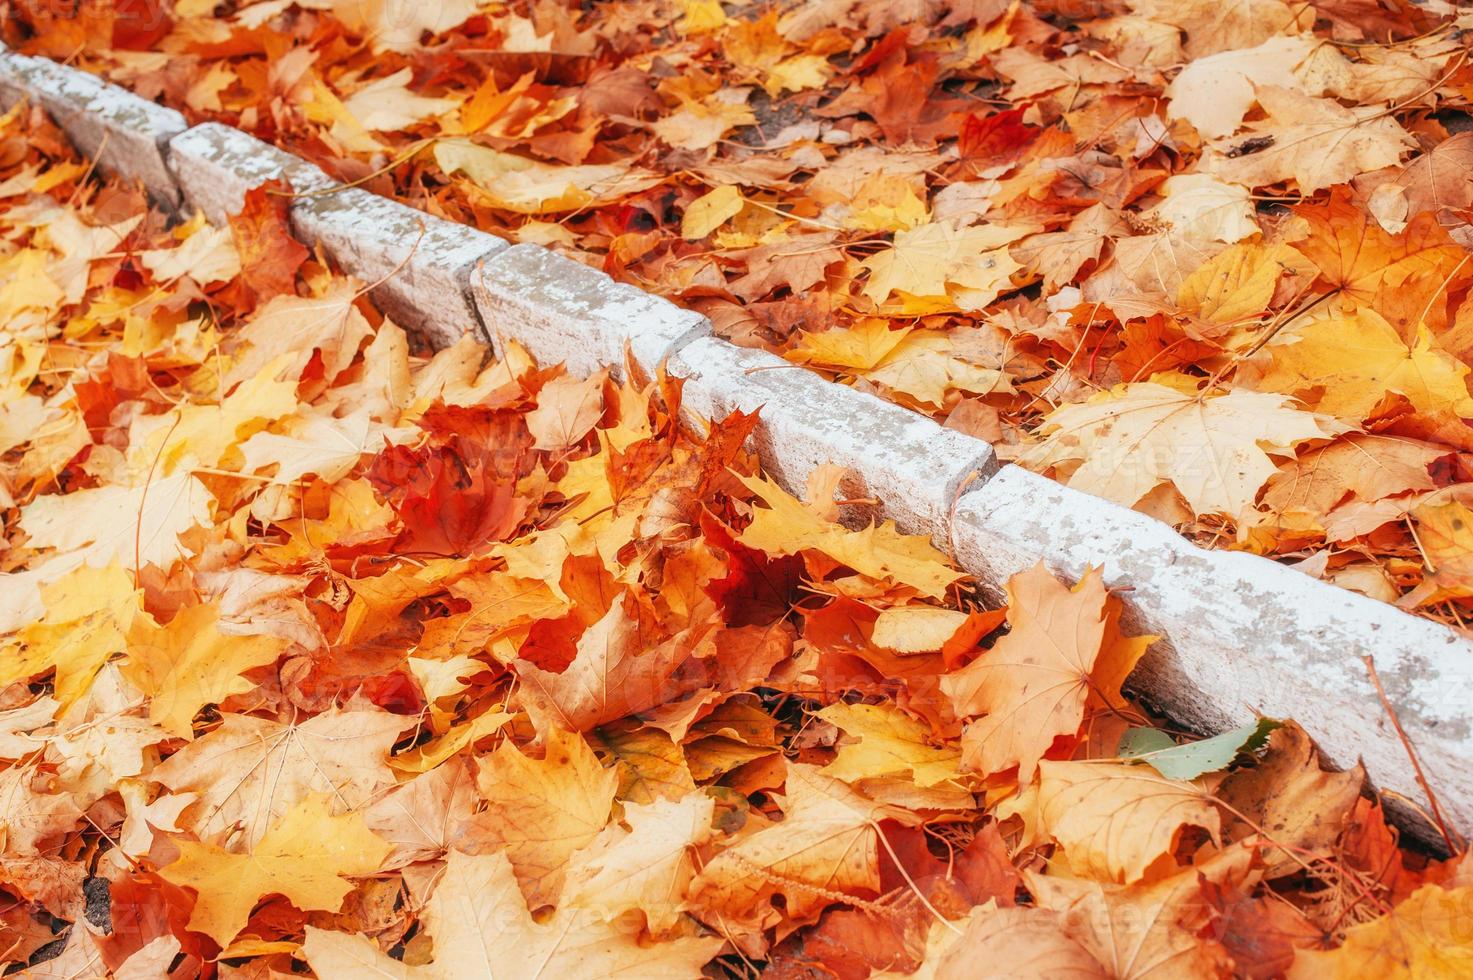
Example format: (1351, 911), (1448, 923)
(0, 49), (184, 207)
(951, 464), (1473, 840)
(472, 244), (711, 380)
(294, 187), (504, 350)
(668, 337), (996, 539)
(169, 122), (503, 348)
(167, 122), (335, 223)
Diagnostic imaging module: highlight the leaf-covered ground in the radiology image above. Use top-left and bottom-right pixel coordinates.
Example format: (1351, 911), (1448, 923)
(1, 75), (1472, 979)
(12, 0), (1473, 627)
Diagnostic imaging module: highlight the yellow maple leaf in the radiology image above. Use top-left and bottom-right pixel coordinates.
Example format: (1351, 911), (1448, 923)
(869, 605), (971, 653)
(130, 354), (300, 474)
(0, 393), (45, 457)
(1287, 885), (1473, 978)
(300, 78), (388, 154)
(139, 218), (240, 285)
(441, 571), (571, 653)
(339, 68), (459, 133)
(861, 329), (1012, 407)
(652, 94), (757, 151)
(0, 564), (140, 709)
(591, 727), (698, 806)
(19, 472), (213, 572)
(302, 849), (724, 978)
(1149, 174), (1261, 245)
(682, 185), (745, 239)
(405, 654), (483, 733)
(1204, 87), (1414, 194)
(465, 728), (618, 908)
(237, 406), (415, 485)
(677, 0), (727, 33)
(1131, 0), (1314, 58)
(1177, 242), (1308, 326)
(0, 767), (82, 857)
(1025, 846), (1252, 977)
(942, 564), (1121, 781)
(0, 249), (65, 323)
(562, 792), (715, 934)
(1259, 309), (1473, 422)
(330, 0), (481, 54)
(848, 174), (929, 232)
(525, 372), (606, 450)
(736, 473), (965, 598)
(1165, 36), (1315, 140)
(905, 903), (1109, 978)
(689, 763), (910, 924)
(1021, 376), (1344, 516)
(161, 794), (390, 946)
(767, 54), (832, 95)
(183, 60), (234, 113)
(790, 319), (913, 372)
(122, 603), (291, 739)
(227, 280), (375, 387)
(435, 139), (662, 214)
(389, 710), (511, 775)
(513, 594), (694, 734)
(816, 703), (964, 788)
(1401, 500), (1473, 607)
(1038, 760), (1220, 883)
(150, 708), (406, 848)
(860, 221), (1030, 314)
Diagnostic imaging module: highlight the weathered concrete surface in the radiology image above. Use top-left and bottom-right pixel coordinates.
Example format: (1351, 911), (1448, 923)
(472, 244), (711, 380)
(0, 50), (185, 206)
(293, 187), (505, 349)
(951, 464), (1473, 840)
(167, 123), (334, 223)
(170, 124), (500, 348)
(670, 337), (997, 539)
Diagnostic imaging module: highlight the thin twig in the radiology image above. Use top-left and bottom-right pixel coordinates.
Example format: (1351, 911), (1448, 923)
(1363, 654), (1461, 854)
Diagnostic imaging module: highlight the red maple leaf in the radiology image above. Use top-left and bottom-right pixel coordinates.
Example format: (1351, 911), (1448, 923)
(960, 106), (1039, 167)
(228, 179), (309, 310)
(368, 440), (530, 557)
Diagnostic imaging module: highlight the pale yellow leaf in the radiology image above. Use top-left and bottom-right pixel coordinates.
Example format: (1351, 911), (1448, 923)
(682, 185), (745, 239)
(737, 473), (965, 598)
(817, 703), (963, 788)
(436, 140), (662, 214)
(1021, 377), (1343, 515)
(161, 794), (390, 946)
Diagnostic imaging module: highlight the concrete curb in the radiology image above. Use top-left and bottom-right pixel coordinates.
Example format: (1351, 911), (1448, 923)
(11, 48), (1473, 841)
(166, 122), (503, 348)
(668, 337), (997, 540)
(0, 48), (184, 207)
(165, 122), (336, 222)
(472, 243), (709, 380)
(952, 466), (1473, 837)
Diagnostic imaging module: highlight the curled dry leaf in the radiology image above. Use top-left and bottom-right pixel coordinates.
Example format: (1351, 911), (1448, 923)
(1216, 721), (1366, 878)
(458, 727), (618, 909)
(1037, 760), (1221, 884)
(688, 763), (916, 930)
(942, 563), (1150, 780)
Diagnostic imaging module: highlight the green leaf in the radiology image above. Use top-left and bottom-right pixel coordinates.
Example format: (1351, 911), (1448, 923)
(1116, 727), (1175, 757)
(1119, 719), (1281, 780)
